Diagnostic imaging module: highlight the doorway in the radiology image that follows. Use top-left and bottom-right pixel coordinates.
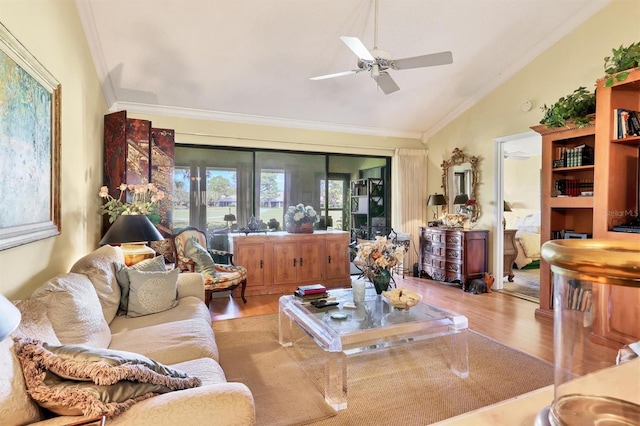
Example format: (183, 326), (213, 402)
(493, 131), (542, 301)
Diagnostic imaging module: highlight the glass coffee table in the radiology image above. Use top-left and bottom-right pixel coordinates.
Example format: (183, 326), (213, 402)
(278, 287), (468, 410)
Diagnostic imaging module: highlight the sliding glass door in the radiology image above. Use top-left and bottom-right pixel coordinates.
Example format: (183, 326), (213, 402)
(174, 145), (391, 246)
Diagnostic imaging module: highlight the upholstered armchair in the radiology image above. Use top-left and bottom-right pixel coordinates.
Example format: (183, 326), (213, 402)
(173, 227), (247, 306)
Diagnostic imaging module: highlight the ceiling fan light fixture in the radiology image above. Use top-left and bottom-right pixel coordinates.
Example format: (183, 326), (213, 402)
(371, 64), (380, 78)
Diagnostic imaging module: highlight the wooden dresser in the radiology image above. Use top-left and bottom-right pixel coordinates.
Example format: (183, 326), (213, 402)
(503, 229), (517, 282)
(419, 227), (489, 287)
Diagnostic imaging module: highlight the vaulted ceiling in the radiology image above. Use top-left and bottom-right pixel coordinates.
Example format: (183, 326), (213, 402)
(76, 0), (610, 139)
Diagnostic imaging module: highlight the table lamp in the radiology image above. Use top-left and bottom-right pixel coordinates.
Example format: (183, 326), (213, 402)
(0, 294), (21, 341)
(223, 213), (236, 229)
(100, 214), (164, 266)
(427, 193), (446, 225)
(453, 194), (469, 213)
(503, 200), (512, 229)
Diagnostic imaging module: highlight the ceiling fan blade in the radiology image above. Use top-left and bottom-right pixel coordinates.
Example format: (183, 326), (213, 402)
(309, 70), (360, 80)
(374, 72), (400, 94)
(393, 51), (453, 70)
(340, 36), (375, 61)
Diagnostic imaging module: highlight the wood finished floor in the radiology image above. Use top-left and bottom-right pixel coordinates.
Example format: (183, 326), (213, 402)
(210, 275), (555, 364)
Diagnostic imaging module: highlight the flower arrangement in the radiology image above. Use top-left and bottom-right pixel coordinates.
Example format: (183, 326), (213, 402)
(284, 204), (318, 233)
(98, 183), (166, 224)
(461, 198), (476, 215)
(354, 236), (405, 279)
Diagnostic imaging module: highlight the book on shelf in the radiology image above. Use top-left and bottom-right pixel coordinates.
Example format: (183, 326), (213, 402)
(296, 284), (327, 295)
(613, 109), (640, 139)
(566, 280), (592, 312)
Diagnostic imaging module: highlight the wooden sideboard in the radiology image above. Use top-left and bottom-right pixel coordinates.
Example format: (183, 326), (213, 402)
(418, 227), (489, 287)
(503, 229), (517, 282)
(228, 231), (351, 296)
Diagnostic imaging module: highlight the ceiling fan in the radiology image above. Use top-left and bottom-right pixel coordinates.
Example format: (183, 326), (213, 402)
(310, 0), (453, 94)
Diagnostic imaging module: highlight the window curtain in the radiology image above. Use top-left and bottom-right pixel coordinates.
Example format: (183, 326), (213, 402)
(236, 162), (253, 228)
(391, 148), (429, 275)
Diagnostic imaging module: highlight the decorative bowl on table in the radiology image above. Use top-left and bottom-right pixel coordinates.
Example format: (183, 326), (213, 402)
(442, 213), (469, 228)
(382, 288), (422, 310)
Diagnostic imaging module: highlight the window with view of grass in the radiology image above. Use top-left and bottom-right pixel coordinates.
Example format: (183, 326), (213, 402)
(174, 145), (390, 246)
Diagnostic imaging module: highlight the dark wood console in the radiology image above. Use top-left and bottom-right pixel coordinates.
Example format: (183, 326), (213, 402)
(419, 227), (489, 287)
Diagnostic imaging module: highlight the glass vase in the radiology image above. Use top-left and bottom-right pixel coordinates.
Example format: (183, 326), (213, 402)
(371, 269), (391, 294)
(539, 239), (640, 426)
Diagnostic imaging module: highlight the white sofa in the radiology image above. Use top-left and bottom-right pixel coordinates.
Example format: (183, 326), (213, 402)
(0, 245), (255, 426)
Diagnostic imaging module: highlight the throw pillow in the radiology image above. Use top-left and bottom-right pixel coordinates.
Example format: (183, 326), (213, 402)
(127, 268), (180, 318)
(30, 273), (111, 348)
(114, 255), (167, 315)
(14, 338), (201, 417)
(70, 245), (125, 323)
(0, 339), (41, 425)
(183, 236), (218, 281)
(12, 299), (61, 345)
(517, 231), (541, 259)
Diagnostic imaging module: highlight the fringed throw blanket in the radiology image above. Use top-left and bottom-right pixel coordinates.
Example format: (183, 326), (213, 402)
(14, 338), (202, 417)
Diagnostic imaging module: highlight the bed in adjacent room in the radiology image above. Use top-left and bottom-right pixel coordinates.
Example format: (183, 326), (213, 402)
(505, 211), (541, 270)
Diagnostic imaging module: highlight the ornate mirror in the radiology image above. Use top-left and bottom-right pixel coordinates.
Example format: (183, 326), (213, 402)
(441, 148), (481, 222)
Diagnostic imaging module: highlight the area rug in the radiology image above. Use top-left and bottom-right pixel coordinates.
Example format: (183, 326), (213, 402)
(501, 268), (540, 301)
(213, 314), (554, 426)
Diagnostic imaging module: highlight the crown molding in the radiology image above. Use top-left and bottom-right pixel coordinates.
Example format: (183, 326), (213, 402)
(112, 101), (423, 140)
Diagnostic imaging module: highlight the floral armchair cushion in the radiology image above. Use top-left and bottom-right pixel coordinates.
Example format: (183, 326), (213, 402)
(173, 228), (247, 294)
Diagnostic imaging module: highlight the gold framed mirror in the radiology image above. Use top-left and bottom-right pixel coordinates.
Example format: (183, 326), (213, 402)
(441, 148), (481, 222)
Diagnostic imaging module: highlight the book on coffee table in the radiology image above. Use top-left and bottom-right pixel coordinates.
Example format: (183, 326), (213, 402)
(296, 284), (327, 295)
(294, 290), (328, 300)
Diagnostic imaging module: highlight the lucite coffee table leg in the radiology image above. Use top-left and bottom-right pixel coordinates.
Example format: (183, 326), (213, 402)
(325, 350), (347, 410)
(278, 308), (293, 347)
(450, 315), (469, 378)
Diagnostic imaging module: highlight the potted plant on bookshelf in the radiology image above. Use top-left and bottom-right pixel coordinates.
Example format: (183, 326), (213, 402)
(603, 41), (640, 87)
(539, 86), (596, 128)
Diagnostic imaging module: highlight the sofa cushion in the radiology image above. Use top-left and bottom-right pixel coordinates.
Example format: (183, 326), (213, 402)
(0, 338), (42, 425)
(70, 245), (124, 323)
(170, 357), (227, 386)
(14, 338), (201, 417)
(13, 299), (61, 345)
(109, 296), (211, 334)
(114, 255), (167, 315)
(184, 237), (218, 279)
(109, 318), (219, 364)
(127, 268), (180, 318)
(30, 273), (111, 348)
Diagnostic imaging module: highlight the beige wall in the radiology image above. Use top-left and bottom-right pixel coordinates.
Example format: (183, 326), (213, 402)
(0, 0), (108, 299)
(426, 0), (640, 267)
(504, 156), (541, 211)
(2, 0), (638, 299)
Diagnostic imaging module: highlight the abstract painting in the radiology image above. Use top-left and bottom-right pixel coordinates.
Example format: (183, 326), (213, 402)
(0, 22), (61, 250)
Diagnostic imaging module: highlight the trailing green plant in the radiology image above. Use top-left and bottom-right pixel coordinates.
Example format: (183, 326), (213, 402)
(603, 42), (640, 87)
(539, 86), (596, 128)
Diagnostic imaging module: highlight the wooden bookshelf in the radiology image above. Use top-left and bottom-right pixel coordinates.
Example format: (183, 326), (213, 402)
(532, 121), (596, 320)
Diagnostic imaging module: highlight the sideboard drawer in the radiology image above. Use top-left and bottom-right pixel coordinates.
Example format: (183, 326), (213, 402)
(419, 227), (489, 288)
